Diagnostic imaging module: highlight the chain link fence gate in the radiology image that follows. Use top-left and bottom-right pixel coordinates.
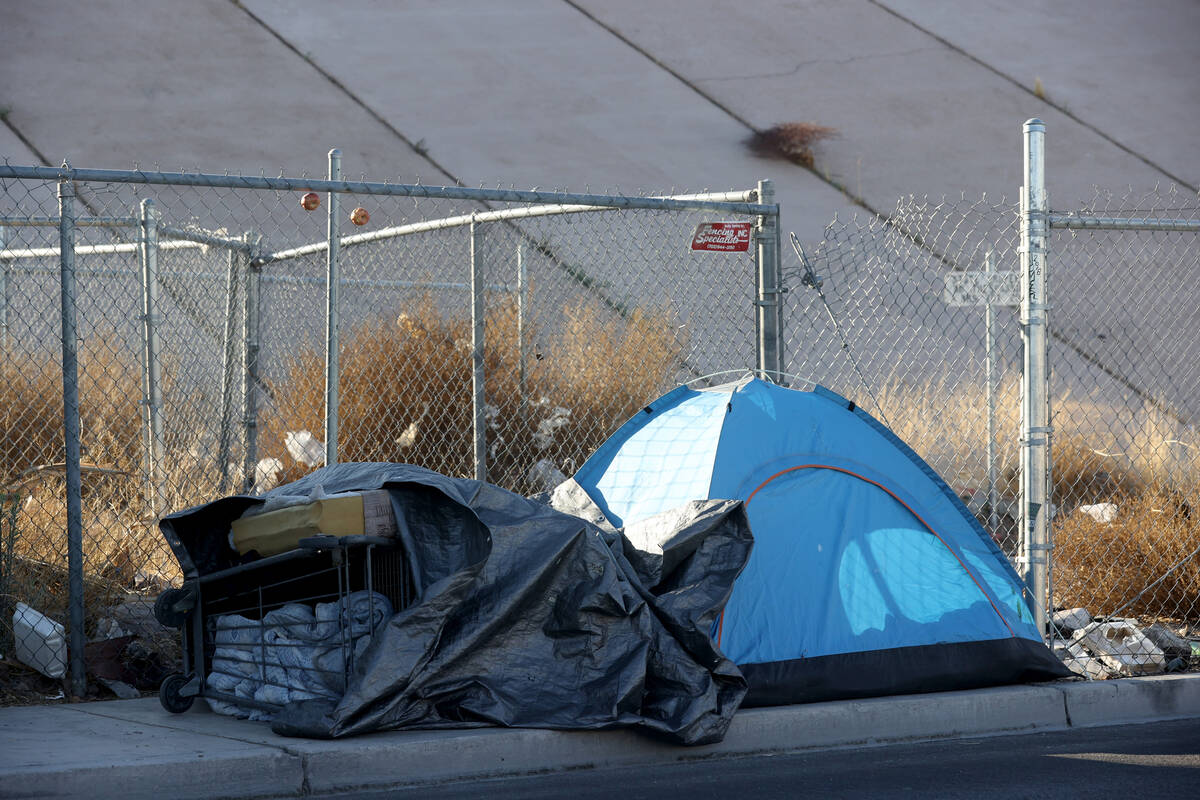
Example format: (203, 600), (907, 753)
(0, 160), (776, 696)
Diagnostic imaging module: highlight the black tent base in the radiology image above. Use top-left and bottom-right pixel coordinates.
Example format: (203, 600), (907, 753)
(740, 636), (1072, 708)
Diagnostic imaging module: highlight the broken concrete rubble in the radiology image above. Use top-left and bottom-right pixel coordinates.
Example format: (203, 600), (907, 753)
(1051, 607), (1093, 635)
(1073, 619), (1166, 677)
(1143, 623), (1194, 662)
(1058, 638), (1107, 680)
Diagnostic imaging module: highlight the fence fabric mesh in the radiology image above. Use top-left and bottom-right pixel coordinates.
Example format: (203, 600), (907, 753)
(1046, 187), (1200, 625)
(789, 189), (1200, 642)
(0, 172), (760, 692)
(2, 162), (1197, 697)
(785, 196), (1024, 550)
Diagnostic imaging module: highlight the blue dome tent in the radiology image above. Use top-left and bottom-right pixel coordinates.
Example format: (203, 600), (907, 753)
(573, 376), (1068, 705)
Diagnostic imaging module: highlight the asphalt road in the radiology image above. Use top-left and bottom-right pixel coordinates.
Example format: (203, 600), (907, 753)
(318, 719), (1200, 800)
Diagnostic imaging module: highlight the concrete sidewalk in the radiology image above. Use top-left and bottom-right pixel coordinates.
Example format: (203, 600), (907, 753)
(2, 674), (1198, 800)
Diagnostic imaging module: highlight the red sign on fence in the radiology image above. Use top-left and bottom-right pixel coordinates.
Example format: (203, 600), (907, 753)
(690, 222), (753, 252)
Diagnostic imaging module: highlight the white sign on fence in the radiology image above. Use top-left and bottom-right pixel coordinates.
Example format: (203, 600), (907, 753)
(943, 271), (1020, 306)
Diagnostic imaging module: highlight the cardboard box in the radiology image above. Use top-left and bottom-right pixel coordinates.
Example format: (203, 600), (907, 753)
(231, 490), (397, 556)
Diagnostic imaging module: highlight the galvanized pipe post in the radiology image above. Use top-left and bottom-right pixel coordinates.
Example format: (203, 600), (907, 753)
(773, 194), (785, 382)
(470, 217), (487, 482)
(324, 149), (342, 466)
(1020, 119), (1052, 638)
(217, 241), (241, 492)
(755, 179), (783, 381)
(517, 242), (527, 421)
(985, 250), (999, 539)
(1, 224), (8, 351)
(242, 233), (261, 492)
(58, 173), (86, 697)
(138, 199), (167, 519)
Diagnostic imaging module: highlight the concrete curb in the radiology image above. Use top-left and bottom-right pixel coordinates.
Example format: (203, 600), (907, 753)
(2, 674), (1198, 799)
(1060, 673), (1200, 728)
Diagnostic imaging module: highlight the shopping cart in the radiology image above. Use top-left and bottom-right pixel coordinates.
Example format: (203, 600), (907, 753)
(154, 534), (410, 716)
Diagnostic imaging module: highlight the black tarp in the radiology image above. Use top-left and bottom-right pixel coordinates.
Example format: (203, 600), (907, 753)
(159, 463), (752, 745)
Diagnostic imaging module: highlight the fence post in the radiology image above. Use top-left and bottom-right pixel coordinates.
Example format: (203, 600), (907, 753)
(58, 171), (86, 697)
(325, 148), (342, 466)
(217, 241), (241, 492)
(756, 179), (783, 381)
(1020, 119), (1051, 638)
(242, 234), (261, 492)
(985, 250), (999, 538)
(517, 242), (527, 421)
(470, 216), (487, 482)
(1, 224), (8, 351)
(773, 190), (785, 381)
(138, 198), (166, 520)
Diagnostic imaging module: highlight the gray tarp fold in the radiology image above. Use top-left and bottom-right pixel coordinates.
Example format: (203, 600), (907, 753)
(160, 463), (753, 745)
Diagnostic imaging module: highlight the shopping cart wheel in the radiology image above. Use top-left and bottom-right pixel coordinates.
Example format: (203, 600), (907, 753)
(153, 587), (194, 629)
(159, 673), (195, 714)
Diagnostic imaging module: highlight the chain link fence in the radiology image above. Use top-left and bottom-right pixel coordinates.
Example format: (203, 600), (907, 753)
(2, 131), (1197, 699)
(784, 195), (1024, 551)
(1046, 187), (1200, 626)
(0, 164), (770, 696)
(788, 182), (1200, 675)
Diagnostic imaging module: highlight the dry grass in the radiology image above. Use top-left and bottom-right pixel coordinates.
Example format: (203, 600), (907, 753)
(1, 293), (684, 641)
(871, 368), (1199, 619)
(1049, 404), (1200, 618)
(1, 342), (143, 486)
(746, 122), (839, 168)
(257, 294), (685, 493)
(528, 300), (685, 475)
(1053, 489), (1199, 618)
(1, 341), (181, 644)
(6, 315), (1197, 636)
(872, 371), (1021, 492)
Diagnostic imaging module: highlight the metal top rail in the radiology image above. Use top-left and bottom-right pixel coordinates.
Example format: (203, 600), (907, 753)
(0, 240), (204, 260)
(0, 215), (136, 227)
(259, 192), (757, 265)
(0, 164), (775, 217)
(1048, 213), (1200, 233)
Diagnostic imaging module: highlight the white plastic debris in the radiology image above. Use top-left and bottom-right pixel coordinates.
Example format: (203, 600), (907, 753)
(395, 420), (419, 448)
(534, 407), (571, 450)
(98, 678), (140, 699)
(93, 617), (128, 641)
(1077, 502), (1118, 523)
(252, 457), (284, 494)
(528, 459), (568, 492)
(1073, 619), (1165, 676)
(395, 403), (430, 449)
(13, 602), (67, 679)
(285, 430), (325, 467)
